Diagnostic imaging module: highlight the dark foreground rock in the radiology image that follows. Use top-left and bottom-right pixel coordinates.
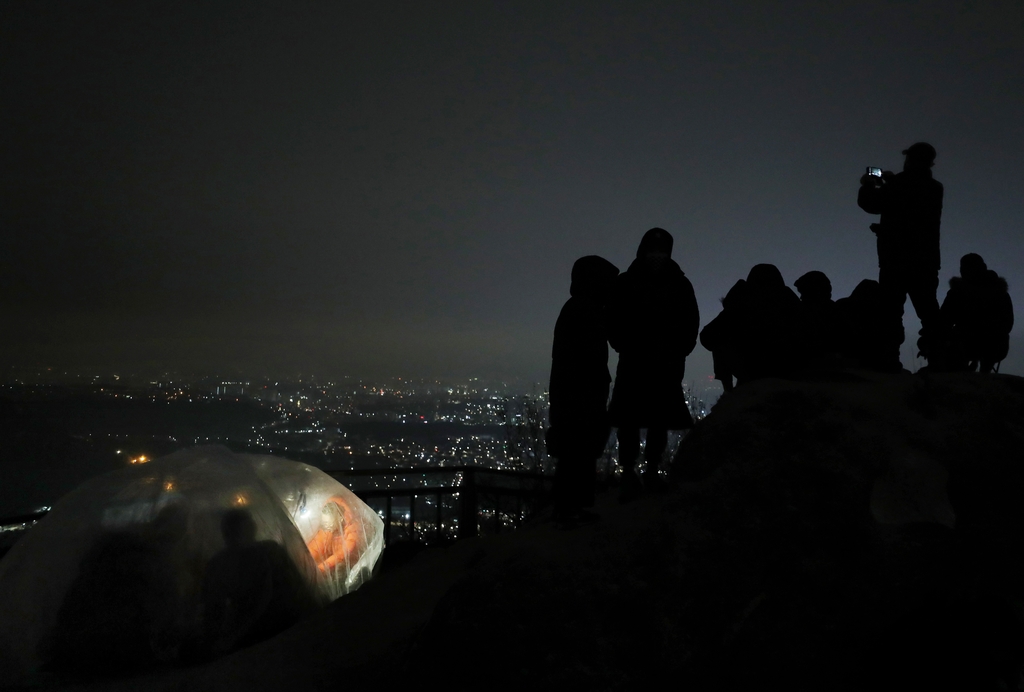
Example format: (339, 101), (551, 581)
(32, 372), (1024, 692)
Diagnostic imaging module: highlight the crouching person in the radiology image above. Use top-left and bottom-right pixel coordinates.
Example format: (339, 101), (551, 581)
(941, 253), (1014, 373)
(547, 256), (619, 523)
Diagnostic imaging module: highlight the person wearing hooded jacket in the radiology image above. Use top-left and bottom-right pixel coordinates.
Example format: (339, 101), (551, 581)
(547, 255), (619, 522)
(699, 277), (747, 392)
(833, 279), (892, 372)
(793, 270), (838, 368)
(608, 228), (699, 497)
(306, 498), (363, 574)
(700, 265), (801, 387)
(732, 264), (802, 384)
(940, 253), (1014, 373)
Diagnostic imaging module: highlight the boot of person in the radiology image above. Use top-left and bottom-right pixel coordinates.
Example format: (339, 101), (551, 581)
(619, 465), (643, 504)
(642, 461), (667, 492)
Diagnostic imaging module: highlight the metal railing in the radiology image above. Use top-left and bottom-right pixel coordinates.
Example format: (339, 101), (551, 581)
(325, 466), (552, 545)
(0, 467), (553, 555)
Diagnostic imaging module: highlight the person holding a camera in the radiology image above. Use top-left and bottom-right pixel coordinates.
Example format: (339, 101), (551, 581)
(857, 142), (945, 371)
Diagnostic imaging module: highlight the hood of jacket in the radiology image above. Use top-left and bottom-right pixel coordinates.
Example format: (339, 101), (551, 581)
(570, 255), (620, 301)
(949, 270), (1008, 293)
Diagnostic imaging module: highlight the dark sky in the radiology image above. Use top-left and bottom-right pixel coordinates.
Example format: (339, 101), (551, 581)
(2, 1), (1022, 384)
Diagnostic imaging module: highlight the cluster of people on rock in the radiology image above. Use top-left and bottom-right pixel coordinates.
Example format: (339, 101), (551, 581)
(547, 228), (699, 521)
(546, 142), (1014, 522)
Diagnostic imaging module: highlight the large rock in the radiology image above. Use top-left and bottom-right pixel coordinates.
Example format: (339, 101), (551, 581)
(403, 371), (1024, 690)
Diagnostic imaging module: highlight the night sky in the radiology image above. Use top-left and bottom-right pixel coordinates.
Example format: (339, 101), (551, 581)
(2, 1), (1022, 384)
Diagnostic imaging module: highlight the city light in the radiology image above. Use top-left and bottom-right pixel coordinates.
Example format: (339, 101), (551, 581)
(0, 372), (716, 547)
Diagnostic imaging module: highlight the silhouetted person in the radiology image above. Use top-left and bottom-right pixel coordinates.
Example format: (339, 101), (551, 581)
(43, 503), (204, 676)
(794, 270), (838, 367)
(608, 228), (698, 497)
(699, 278), (747, 392)
(201, 509), (313, 656)
(307, 498), (363, 578)
(701, 266), (801, 390)
(145, 504), (205, 662)
(941, 253), (1014, 373)
(834, 279), (893, 371)
(547, 255), (619, 522)
(727, 264), (802, 385)
(858, 142), (944, 370)
(44, 530), (175, 676)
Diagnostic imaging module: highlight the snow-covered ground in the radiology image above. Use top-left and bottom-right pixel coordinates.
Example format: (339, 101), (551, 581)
(10, 371), (1024, 690)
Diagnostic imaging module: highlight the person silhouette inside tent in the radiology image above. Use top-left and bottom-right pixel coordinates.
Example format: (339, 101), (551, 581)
(202, 509), (311, 655)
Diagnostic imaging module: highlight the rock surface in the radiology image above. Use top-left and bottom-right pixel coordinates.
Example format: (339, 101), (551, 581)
(30, 371), (1024, 691)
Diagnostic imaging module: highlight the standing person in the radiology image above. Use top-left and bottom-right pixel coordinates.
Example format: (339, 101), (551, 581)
(608, 228), (699, 499)
(858, 142), (945, 370)
(547, 255), (619, 523)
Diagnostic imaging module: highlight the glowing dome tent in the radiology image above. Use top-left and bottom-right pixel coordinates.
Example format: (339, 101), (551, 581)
(0, 446), (384, 681)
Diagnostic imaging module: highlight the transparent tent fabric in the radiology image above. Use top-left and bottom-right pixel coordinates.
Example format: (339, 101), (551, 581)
(0, 446), (384, 680)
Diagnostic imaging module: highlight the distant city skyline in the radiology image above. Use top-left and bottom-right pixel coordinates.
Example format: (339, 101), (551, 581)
(3, 2), (1022, 381)
(0, 371), (711, 518)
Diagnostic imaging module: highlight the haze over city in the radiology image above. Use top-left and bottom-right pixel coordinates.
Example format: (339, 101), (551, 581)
(2, 1), (1022, 381)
